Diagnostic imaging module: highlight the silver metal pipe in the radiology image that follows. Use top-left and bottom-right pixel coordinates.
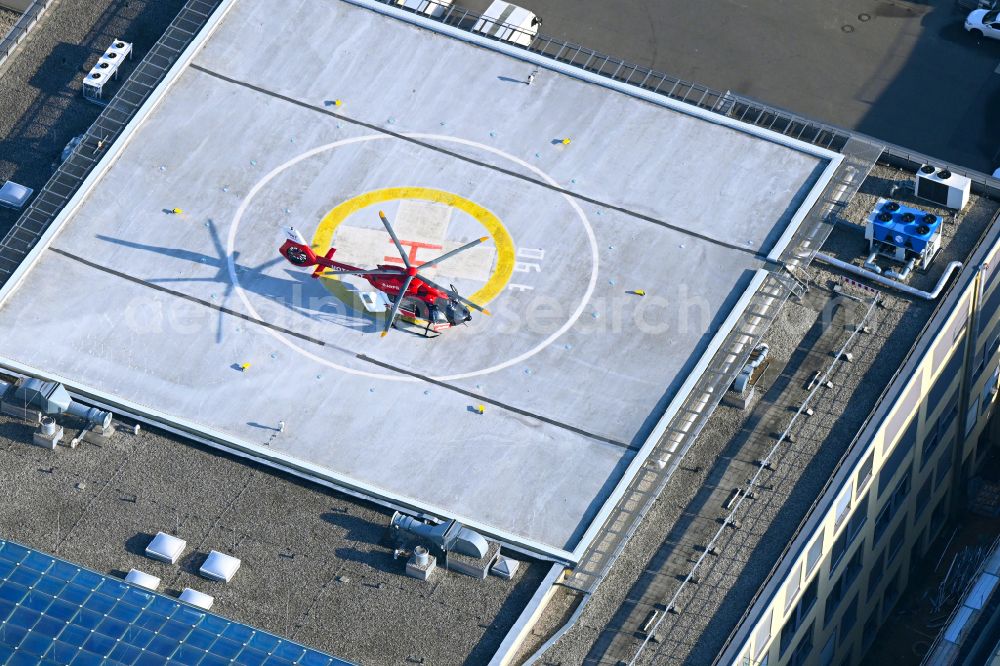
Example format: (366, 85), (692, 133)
(65, 402), (112, 429)
(885, 257), (916, 280)
(900, 257), (917, 280)
(815, 253), (962, 300)
(863, 251), (882, 274)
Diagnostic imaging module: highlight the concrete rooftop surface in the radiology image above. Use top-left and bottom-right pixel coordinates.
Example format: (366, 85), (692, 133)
(0, 0), (838, 559)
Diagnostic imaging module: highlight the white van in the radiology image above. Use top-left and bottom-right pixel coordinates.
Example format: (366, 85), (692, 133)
(394, 0), (541, 46)
(472, 0), (540, 46)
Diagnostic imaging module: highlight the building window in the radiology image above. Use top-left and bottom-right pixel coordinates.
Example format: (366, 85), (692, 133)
(801, 578), (818, 617)
(789, 622), (815, 666)
(936, 450), (953, 487)
(918, 524), (930, 558)
(976, 321), (1000, 381)
(785, 562), (803, 612)
(928, 348), (963, 409)
(781, 579), (818, 655)
(839, 594), (859, 643)
(753, 608), (773, 661)
(977, 431), (989, 462)
(931, 494), (949, 533)
(824, 580), (843, 627)
(779, 621), (795, 656)
(966, 401), (979, 436)
(876, 471), (912, 546)
(848, 495), (868, 542)
(888, 520), (907, 564)
(862, 608), (880, 650)
(843, 546), (863, 589)
(921, 419), (942, 470)
(974, 350), (987, 379)
(874, 502), (891, 543)
(981, 278), (1000, 324)
(819, 634), (836, 666)
(832, 495), (868, 574)
(916, 477), (933, 516)
(941, 392), (960, 436)
(834, 484), (852, 530)
(879, 421), (915, 497)
(883, 569), (903, 619)
(867, 549), (886, 601)
(825, 548), (863, 625)
(806, 533), (824, 576)
(856, 451), (874, 497)
(982, 366), (1000, 415)
(891, 472), (911, 509)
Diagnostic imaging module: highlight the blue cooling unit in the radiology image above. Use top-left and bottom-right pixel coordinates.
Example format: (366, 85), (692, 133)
(863, 198), (943, 276)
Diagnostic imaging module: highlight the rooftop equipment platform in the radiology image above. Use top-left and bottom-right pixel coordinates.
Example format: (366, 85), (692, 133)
(0, 0), (838, 560)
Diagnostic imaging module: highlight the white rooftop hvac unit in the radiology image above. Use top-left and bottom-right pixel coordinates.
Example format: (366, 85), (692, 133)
(915, 165), (970, 211)
(82, 39), (132, 104)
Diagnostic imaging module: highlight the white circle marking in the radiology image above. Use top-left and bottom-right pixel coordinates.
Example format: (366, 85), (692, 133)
(226, 133), (599, 381)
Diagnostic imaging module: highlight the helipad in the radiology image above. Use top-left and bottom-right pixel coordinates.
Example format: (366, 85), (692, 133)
(0, 0), (839, 559)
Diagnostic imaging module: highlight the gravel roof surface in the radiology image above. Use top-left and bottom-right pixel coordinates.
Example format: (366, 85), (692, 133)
(0, 407), (547, 665)
(0, 8), (17, 38)
(0, 0), (188, 238)
(536, 165), (1000, 666)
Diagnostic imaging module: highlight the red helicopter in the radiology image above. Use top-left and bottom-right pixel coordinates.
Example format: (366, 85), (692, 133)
(279, 210), (491, 337)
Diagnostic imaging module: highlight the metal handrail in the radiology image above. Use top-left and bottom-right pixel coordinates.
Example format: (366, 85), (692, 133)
(713, 206), (1000, 664)
(371, 0), (854, 149)
(0, 0), (222, 287)
(633, 296), (881, 665)
(0, 0), (55, 74)
(920, 535), (1000, 663)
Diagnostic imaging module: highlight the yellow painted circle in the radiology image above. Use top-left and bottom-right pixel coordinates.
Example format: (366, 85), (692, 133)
(311, 187), (515, 310)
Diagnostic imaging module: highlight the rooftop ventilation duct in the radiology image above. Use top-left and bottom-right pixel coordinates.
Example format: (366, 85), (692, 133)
(391, 512), (489, 559)
(0, 377), (112, 428)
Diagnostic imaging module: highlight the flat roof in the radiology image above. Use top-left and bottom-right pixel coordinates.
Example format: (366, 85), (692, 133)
(536, 163), (1000, 664)
(0, 411), (549, 665)
(0, 0), (836, 559)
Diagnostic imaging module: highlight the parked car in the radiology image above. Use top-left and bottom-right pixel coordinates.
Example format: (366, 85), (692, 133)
(394, 0), (541, 46)
(965, 9), (1000, 38)
(956, 0), (996, 10)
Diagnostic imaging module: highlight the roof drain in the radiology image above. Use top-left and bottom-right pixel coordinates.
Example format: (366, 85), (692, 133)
(813, 252), (962, 300)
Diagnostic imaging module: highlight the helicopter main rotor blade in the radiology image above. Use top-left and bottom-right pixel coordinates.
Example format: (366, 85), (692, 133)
(378, 209), (411, 269)
(417, 274), (491, 315)
(417, 236), (489, 270)
(326, 269), (397, 277)
(381, 274), (415, 337)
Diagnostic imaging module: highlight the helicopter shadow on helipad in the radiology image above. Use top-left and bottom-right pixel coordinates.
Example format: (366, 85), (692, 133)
(95, 225), (382, 337)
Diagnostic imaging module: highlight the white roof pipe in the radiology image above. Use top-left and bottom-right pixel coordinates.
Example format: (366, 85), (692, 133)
(814, 252), (962, 300)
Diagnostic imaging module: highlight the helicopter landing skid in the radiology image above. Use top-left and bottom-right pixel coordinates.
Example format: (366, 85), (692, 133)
(393, 315), (446, 338)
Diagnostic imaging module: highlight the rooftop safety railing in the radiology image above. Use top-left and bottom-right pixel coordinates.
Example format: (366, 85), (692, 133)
(0, 0), (223, 288)
(0, 0), (55, 74)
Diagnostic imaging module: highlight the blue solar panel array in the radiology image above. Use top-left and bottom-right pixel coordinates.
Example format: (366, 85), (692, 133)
(0, 540), (354, 665)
